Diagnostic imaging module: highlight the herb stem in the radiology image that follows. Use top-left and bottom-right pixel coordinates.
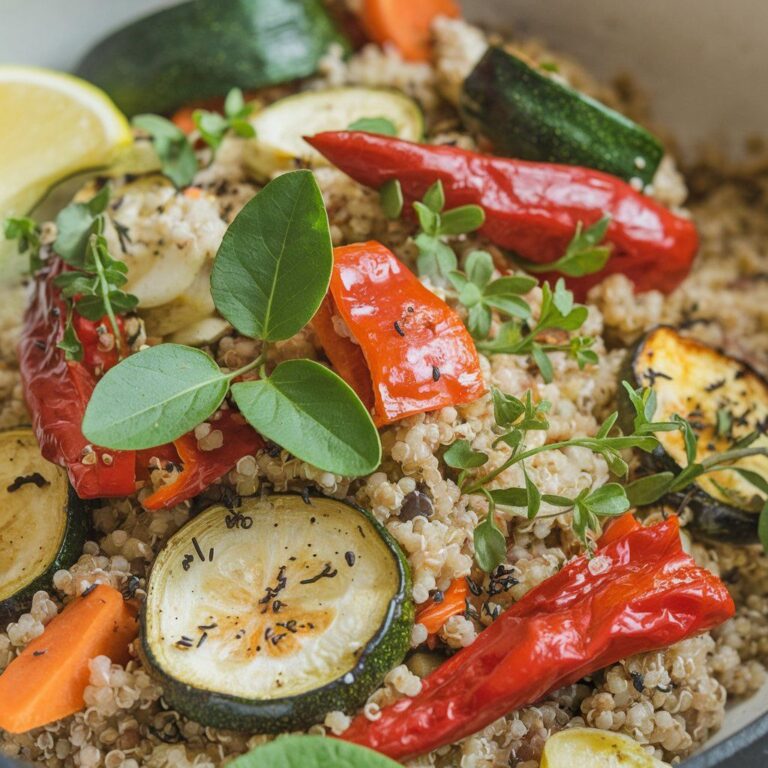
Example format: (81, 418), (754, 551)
(700, 446), (768, 469)
(226, 345), (269, 382)
(89, 232), (123, 356)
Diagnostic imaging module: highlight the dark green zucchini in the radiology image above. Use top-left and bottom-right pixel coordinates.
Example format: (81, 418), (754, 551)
(0, 429), (87, 621)
(139, 494), (413, 732)
(460, 46), (664, 185)
(622, 326), (768, 544)
(75, 0), (350, 116)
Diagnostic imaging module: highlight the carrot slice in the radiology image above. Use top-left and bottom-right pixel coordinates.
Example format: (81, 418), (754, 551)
(360, 0), (461, 61)
(598, 512), (642, 547)
(416, 577), (469, 634)
(0, 585), (138, 733)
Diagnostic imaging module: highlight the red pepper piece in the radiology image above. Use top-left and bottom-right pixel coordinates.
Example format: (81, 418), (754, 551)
(18, 262), (137, 498)
(72, 313), (123, 375)
(341, 517), (734, 760)
(415, 577), (469, 635)
(599, 511), (642, 547)
(313, 241), (485, 425)
(305, 132), (699, 299)
(142, 410), (264, 510)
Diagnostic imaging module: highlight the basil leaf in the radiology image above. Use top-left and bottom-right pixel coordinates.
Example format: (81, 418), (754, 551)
(492, 388), (525, 427)
(624, 472), (675, 507)
(474, 516), (507, 573)
(379, 179), (404, 220)
(465, 250), (493, 288)
(347, 116), (398, 136)
(231, 359), (381, 477)
(132, 114), (198, 188)
(443, 439), (488, 470)
(230, 735), (401, 768)
(584, 483), (630, 517)
(82, 344), (229, 449)
(211, 170), (333, 341)
(438, 204), (485, 236)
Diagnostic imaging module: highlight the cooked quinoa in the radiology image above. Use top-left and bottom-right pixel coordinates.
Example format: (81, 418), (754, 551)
(2, 16), (768, 768)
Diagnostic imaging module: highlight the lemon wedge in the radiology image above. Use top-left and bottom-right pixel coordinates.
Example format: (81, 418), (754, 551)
(541, 728), (671, 768)
(0, 65), (132, 221)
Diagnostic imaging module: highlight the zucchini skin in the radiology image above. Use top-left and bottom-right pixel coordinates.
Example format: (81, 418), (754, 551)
(75, 0), (351, 116)
(0, 485), (88, 623)
(619, 326), (766, 544)
(138, 494), (414, 732)
(461, 47), (664, 185)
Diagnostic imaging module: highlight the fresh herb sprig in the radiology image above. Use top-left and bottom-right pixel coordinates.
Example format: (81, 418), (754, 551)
(3, 216), (42, 272)
(133, 88), (256, 188)
(51, 185), (138, 359)
(82, 170), (382, 478)
(348, 116), (398, 136)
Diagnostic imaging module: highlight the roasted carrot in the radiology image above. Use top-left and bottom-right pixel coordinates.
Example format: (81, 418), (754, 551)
(360, 0), (461, 62)
(0, 585), (138, 733)
(416, 577), (469, 634)
(599, 512), (642, 547)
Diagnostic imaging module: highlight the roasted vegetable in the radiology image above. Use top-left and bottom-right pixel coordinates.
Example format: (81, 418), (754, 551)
(462, 47), (664, 185)
(75, 0), (350, 116)
(305, 132), (699, 299)
(341, 517), (734, 760)
(625, 326), (768, 543)
(139, 495), (413, 731)
(541, 728), (670, 768)
(0, 429), (87, 621)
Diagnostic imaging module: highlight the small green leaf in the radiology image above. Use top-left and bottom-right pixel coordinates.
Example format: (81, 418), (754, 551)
(443, 439), (488, 470)
(474, 513), (507, 573)
(523, 464), (541, 519)
(596, 411), (618, 439)
(347, 116), (398, 136)
(422, 180), (445, 213)
(132, 114), (198, 188)
(759, 502), (768, 556)
(232, 359), (381, 477)
(552, 278), (574, 316)
(716, 407), (733, 438)
(414, 233), (456, 279)
(458, 281), (483, 308)
(672, 414), (698, 466)
(531, 343), (554, 383)
(624, 472), (675, 507)
(211, 170), (333, 341)
(57, 311), (83, 361)
(488, 487), (528, 507)
(54, 198), (101, 265)
(82, 344), (229, 449)
(465, 250), (494, 288)
(224, 87), (247, 118)
(492, 388), (525, 427)
(467, 303), (492, 339)
(728, 467), (768, 496)
(379, 179), (404, 220)
(482, 292), (531, 320)
(438, 204), (485, 236)
(194, 110), (230, 149)
(584, 483), (630, 517)
(229, 735), (401, 768)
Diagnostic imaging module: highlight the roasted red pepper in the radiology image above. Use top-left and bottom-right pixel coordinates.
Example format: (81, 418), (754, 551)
(19, 262), (263, 506)
(341, 516), (734, 760)
(312, 241), (485, 425)
(143, 410), (263, 510)
(306, 132), (699, 298)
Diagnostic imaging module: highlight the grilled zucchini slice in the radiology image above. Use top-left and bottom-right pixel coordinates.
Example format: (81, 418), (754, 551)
(625, 326), (768, 543)
(0, 429), (87, 621)
(140, 494), (413, 731)
(542, 728), (669, 768)
(244, 87), (423, 180)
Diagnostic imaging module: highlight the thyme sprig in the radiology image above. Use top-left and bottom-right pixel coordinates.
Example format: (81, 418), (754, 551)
(3, 216), (42, 272)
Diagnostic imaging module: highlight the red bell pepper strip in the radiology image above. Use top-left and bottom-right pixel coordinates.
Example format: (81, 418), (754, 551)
(305, 132), (699, 299)
(599, 511), (642, 547)
(312, 241), (485, 425)
(341, 516), (734, 761)
(143, 410), (264, 510)
(18, 261), (137, 498)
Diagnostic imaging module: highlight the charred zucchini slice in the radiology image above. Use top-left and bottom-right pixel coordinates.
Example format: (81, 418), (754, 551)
(625, 326), (768, 543)
(140, 494), (413, 731)
(0, 429), (87, 621)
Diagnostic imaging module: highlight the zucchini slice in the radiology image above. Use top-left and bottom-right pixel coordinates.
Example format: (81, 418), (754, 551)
(140, 494), (413, 731)
(542, 728), (668, 768)
(244, 87), (423, 180)
(461, 47), (664, 185)
(625, 326), (768, 543)
(0, 429), (87, 621)
(75, 0), (350, 116)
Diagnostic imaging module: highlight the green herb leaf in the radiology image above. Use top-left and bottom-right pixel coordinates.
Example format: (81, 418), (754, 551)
(488, 487), (528, 507)
(132, 114), (198, 188)
(422, 180), (446, 213)
(531, 342), (554, 383)
(438, 204), (485, 236)
(4, 216), (43, 272)
(467, 303), (492, 339)
(465, 250), (494, 288)
(624, 472), (676, 506)
(759, 501), (768, 556)
(347, 116), (398, 136)
(584, 483), (630, 517)
(82, 344), (230, 449)
(54, 199), (100, 266)
(229, 735), (401, 768)
(444, 439), (488, 470)
(379, 179), (404, 220)
(523, 464), (541, 519)
(474, 496), (507, 573)
(492, 388), (525, 427)
(232, 359), (381, 476)
(224, 87), (247, 119)
(57, 310), (83, 362)
(413, 201), (440, 236)
(716, 407), (733, 438)
(194, 88), (256, 152)
(517, 216), (612, 277)
(414, 233), (457, 279)
(211, 170), (333, 341)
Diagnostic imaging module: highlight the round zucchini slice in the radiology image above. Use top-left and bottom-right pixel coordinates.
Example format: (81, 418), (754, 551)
(623, 326), (768, 543)
(140, 494), (413, 732)
(244, 87), (423, 180)
(0, 429), (87, 621)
